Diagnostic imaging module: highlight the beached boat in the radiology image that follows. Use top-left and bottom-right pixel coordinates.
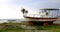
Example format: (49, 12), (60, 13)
(21, 8), (59, 26)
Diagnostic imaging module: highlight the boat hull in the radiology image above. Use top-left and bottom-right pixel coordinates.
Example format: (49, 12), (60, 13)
(24, 16), (57, 21)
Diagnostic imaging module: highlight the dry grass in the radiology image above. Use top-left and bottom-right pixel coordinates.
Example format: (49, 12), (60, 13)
(0, 22), (60, 32)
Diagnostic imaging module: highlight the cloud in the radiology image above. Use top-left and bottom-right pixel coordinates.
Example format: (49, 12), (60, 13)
(0, 0), (9, 4)
(0, 0), (8, 2)
(0, 0), (24, 19)
(0, 4), (24, 19)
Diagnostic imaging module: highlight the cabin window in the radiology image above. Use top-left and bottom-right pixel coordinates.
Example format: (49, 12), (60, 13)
(42, 10), (48, 12)
(44, 10), (47, 12)
(46, 12), (48, 15)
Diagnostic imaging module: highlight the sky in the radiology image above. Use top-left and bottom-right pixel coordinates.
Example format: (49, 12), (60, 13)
(0, 0), (60, 19)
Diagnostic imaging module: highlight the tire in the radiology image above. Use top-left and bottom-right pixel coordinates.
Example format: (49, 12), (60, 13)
(48, 21), (53, 25)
